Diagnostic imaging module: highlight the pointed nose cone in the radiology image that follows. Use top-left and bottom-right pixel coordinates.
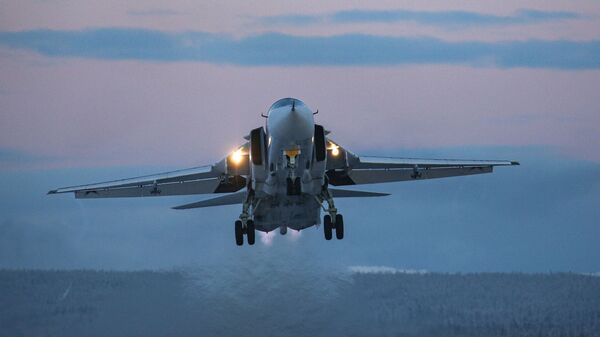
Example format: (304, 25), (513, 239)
(268, 103), (314, 144)
(284, 108), (314, 141)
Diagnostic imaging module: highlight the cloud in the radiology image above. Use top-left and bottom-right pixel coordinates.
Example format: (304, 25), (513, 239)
(348, 266), (428, 274)
(260, 9), (581, 28)
(258, 14), (322, 26)
(0, 148), (59, 170)
(126, 9), (180, 17)
(0, 28), (599, 69)
(330, 9), (581, 26)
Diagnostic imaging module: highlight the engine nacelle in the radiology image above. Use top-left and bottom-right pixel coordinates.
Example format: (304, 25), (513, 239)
(314, 124), (326, 162)
(309, 124), (327, 193)
(250, 127), (268, 191)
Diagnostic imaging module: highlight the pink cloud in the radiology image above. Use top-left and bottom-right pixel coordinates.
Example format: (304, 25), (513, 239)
(1, 51), (599, 168)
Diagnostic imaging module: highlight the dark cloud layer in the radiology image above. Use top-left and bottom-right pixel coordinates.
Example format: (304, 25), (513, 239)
(1, 29), (599, 69)
(260, 9), (581, 27)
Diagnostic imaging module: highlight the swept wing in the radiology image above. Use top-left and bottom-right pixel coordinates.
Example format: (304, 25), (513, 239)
(325, 140), (518, 186)
(48, 144), (250, 198)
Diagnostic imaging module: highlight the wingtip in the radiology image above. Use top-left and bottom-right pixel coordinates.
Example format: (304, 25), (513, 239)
(511, 161), (520, 166)
(47, 190), (58, 195)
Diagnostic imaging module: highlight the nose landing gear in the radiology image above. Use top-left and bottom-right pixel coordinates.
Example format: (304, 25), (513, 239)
(284, 149), (302, 196)
(286, 177), (301, 196)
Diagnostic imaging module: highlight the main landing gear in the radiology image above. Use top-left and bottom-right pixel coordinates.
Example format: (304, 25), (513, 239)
(323, 214), (344, 240)
(317, 185), (344, 241)
(235, 189), (258, 246)
(235, 219), (255, 246)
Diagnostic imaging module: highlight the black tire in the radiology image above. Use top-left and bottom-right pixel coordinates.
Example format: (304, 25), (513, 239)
(324, 215), (333, 240)
(286, 177), (293, 195)
(250, 128), (264, 166)
(246, 220), (256, 245)
(314, 125), (326, 162)
(294, 177), (302, 195)
(335, 214), (344, 240)
(235, 220), (244, 246)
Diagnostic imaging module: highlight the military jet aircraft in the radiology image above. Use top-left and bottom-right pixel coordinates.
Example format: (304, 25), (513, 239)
(49, 98), (518, 246)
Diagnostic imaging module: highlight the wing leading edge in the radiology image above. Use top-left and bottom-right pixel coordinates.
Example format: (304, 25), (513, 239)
(48, 143), (251, 198)
(325, 140), (518, 186)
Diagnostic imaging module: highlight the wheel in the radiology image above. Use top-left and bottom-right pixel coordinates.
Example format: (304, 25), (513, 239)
(286, 177), (293, 195)
(323, 215), (333, 240)
(246, 220), (256, 245)
(335, 214), (344, 240)
(294, 177), (302, 195)
(235, 220), (244, 246)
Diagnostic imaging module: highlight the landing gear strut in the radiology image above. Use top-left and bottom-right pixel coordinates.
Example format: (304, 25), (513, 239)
(235, 189), (257, 246)
(285, 150), (302, 196)
(317, 185), (344, 240)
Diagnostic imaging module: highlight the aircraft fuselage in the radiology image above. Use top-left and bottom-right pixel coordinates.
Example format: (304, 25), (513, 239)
(254, 98), (324, 233)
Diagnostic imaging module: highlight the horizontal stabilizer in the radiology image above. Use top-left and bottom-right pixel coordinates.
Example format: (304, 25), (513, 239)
(172, 191), (246, 210)
(172, 188), (388, 210)
(329, 189), (390, 198)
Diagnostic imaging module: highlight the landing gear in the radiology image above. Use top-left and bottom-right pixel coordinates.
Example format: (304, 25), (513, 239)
(246, 220), (255, 245)
(317, 184), (344, 241)
(323, 214), (343, 240)
(323, 215), (333, 240)
(335, 214), (344, 240)
(286, 177), (301, 196)
(235, 189), (258, 246)
(235, 220), (244, 246)
(234, 219), (256, 246)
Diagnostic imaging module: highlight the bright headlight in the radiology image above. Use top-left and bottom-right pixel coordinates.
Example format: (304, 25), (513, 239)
(331, 146), (340, 156)
(231, 149), (243, 164)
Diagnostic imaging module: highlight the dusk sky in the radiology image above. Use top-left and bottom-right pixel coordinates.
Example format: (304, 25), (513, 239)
(0, 1), (599, 272)
(1, 0), (599, 168)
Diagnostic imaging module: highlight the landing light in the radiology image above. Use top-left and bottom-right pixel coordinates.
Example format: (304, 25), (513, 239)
(331, 145), (340, 156)
(231, 148), (243, 164)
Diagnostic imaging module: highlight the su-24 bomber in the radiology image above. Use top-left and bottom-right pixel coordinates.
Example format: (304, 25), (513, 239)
(49, 98), (518, 246)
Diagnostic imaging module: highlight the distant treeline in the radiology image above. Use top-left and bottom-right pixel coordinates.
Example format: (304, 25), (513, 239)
(342, 272), (600, 337)
(1, 270), (599, 337)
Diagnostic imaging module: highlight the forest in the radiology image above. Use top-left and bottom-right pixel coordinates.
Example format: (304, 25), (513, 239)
(2, 269), (599, 337)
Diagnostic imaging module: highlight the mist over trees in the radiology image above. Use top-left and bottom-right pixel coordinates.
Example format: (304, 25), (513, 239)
(2, 269), (599, 337)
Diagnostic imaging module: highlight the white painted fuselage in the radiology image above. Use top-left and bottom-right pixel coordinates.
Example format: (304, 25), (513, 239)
(253, 98), (324, 233)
